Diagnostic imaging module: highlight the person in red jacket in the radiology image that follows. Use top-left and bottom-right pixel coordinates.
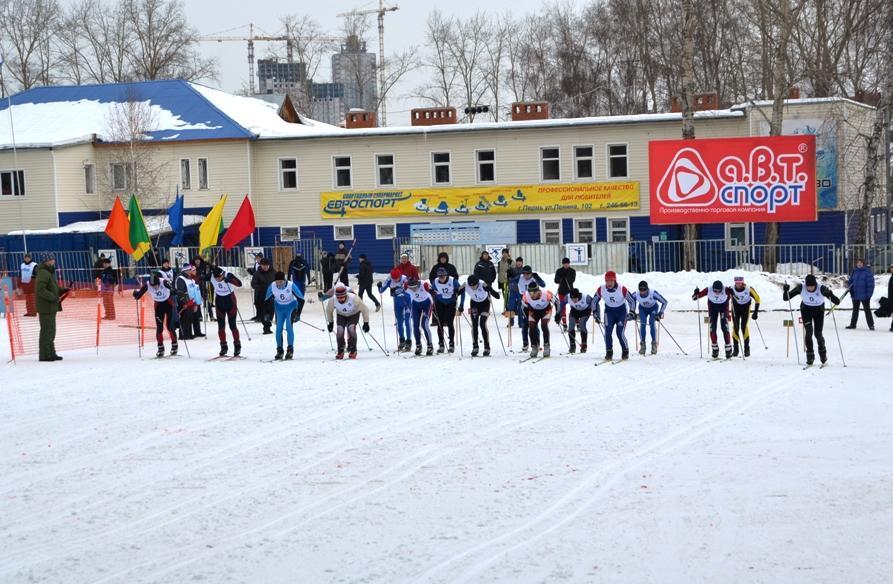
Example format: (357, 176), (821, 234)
(395, 252), (420, 281)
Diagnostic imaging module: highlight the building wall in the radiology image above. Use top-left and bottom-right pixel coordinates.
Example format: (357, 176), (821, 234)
(0, 148), (57, 234)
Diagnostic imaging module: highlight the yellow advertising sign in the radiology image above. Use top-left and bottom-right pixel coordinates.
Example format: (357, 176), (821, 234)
(320, 181), (640, 219)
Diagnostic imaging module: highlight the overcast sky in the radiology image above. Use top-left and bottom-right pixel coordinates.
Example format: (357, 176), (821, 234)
(182, 0), (551, 124)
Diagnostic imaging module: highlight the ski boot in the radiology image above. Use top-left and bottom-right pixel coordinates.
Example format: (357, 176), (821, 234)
(744, 341), (751, 357)
(522, 344), (529, 352)
(733, 342), (740, 357)
(170, 343), (178, 356)
(711, 344), (719, 359)
(414, 344), (422, 356)
(483, 345), (490, 357)
(471, 344), (479, 357)
(275, 347), (285, 361)
(604, 349), (613, 361)
(336, 350), (345, 360)
(621, 349), (629, 360)
(437, 344), (445, 354)
(806, 351), (815, 366)
(638, 344), (646, 356)
(724, 344), (733, 359)
(219, 342), (228, 357)
(651, 342), (658, 355)
(233, 341), (242, 358)
(819, 348), (828, 365)
(285, 346), (293, 360)
(569, 342), (576, 354)
(530, 344), (539, 358)
(156, 345), (165, 358)
(348, 350), (357, 359)
(448, 342), (455, 354)
(542, 344), (550, 358)
(426, 344), (434, 356)
(580, 343), (587, 354)
(263, 325), (272, 335)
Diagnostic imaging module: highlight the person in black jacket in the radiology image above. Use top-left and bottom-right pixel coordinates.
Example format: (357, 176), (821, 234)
(98, 257), (118, 320)
(251, 258), (276, 334)
(192, 256), (214, 321)
(554, 257), (576, 329)
(356, 254), (380, 310)
(320, 250), (334, 292)
(428, 251), (459, 282)
(473, 251), (497, 286)
(333, 242), (350, 286)
(288, 251), (311, 322)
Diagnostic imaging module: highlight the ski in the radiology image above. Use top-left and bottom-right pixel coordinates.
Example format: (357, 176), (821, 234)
(802, 364), (814, 370)
(820, 362), (829, 369)
(519, 356), (536, 363)
(226, 356), (245, 361)
(610, 359), (627, 365)
(594, 358), (612, 366)
(207, 356), (228, 361)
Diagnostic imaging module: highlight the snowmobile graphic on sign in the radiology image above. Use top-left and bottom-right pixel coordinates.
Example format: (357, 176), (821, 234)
(648, 135), (817, 224)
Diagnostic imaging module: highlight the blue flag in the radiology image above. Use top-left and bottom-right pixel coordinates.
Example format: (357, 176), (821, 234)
(168, 193), (185, 246)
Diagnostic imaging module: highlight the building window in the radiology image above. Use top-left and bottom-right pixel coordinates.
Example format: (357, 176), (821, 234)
(432, 152), (451, 184)
(197, 158), (209, 190)
(84, 164), (95, 194)
(376, 224), (396, 239)
(109, 162), (132, 191)
(180, 159), (191, 190)
(376, 154), (395, 187)
(541, 219), (562, 244)
(607, 144), (628, 178)
(608, 217), (629, 242)
(476, 149), (495, 183)
(574, 218), (594, 243)
(574, 146), (593, 180)
(334, 224), (354, 240)
(333, 156), (352, 188)
(279, 158), (298, 190)
(0, 170), (25, 198)
(540, 147), (560, 181)
(280, 226), (301, 242)
(726, 223), (749, 250)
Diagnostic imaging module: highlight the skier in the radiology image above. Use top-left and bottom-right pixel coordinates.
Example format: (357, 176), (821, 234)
(251, 258), (276, 334)
(210, 266), (243, 357)
(133, 271), (180, 358)
(265, 271), (305, 360)
(630, 281), (668, 355)
(158, 258), (174, 283)
(430, 267), (465, 353)
(693, 280), (733, 359)
(730, 276), (761, 357)
(19, 252), (37, 316)
(512, 265), (546, 351)
(594, 270), (636, 361)
(521, 281), (557, 358)
(554, 257), (576, 331)
(325, 282), (370, 359)
(378, 268), (412, 352)
(288, 251), (311, 321)
(783, 274), (841, 365)
(461, 274), (500, 357)
(356, 254), (381, 311)
(406, 277), (435, 356)
(566, 288), (593, 354)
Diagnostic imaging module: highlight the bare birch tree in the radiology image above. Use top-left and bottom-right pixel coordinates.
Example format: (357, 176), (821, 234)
(0, 0), (61, 90)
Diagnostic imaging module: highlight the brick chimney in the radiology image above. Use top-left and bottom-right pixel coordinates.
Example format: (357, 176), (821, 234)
(670, 92), (720, 113)
(345, 110), (377, 129)
(511, 102), (549, 121)
(788, 86), (801, 99)
(411, 107), (457, 126)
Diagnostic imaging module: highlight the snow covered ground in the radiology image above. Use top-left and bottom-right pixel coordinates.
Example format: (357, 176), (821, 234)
(1, 270), (891, 584)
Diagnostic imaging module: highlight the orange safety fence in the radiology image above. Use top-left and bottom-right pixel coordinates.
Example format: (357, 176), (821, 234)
(4, 278), (148, 362)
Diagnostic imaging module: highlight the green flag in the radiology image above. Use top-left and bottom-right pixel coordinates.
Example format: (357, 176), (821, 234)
(128, 195), (152, 261)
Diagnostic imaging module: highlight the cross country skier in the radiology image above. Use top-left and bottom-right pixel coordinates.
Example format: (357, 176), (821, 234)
(325, 282), (370, 359)
(174, 264), (199, 340)
(266, 271), (304, 360)
(566, 288), (593, 354)
(693, 280), (733, 359)
(521, 281), (557, 358)
(730, 276), (761, 357)
(406, 277), (435, 356)
(211, 266), (243, 357)
(593, 271), (636, 361)
(512, 265), (546, 351)
(783, 274), (841, 366)
(461, 274), (500, 356)
(430, 267), (465, 353)
(378, 268), (412, 352)
(133, 271), (180, 358)
(159, 258), (174, 283)
(630, 281), (668, 356)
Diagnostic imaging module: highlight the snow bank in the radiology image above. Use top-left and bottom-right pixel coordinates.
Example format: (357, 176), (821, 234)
(7, 214), (203, 236)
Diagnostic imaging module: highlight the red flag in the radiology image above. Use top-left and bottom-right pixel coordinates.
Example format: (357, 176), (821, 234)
(220, 195), (256, 250)
(104, 196), (134, 254)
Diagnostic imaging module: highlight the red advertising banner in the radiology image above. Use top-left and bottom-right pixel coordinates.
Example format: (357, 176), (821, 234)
(649, 135), (817, 224)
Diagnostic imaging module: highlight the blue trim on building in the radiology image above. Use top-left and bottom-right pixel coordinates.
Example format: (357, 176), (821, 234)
(516, 220), (539, 243)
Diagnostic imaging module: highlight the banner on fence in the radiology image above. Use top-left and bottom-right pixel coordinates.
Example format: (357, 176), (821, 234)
(648, 135), (817, 225)
(320, 181), (640, 220)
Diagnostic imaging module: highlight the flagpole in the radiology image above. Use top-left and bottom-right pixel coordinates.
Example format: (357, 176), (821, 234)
(0, 61), (27, 253)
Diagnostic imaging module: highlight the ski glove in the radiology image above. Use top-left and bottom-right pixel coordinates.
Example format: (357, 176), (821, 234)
(783, 283), (790, 292)
(593, 314), (601, 324)
(327, 322), (334, 332)
(362, 322), (370, 333)
(752, 308), (759, 320)
(628, 311), (637, 320)
(491, 290), (501, 299)
(458, 307), (464, 314)
(657, 312), (664, 320)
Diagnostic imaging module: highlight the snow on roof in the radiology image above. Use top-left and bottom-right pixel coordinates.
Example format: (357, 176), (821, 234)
(7, 214), (203, 236)
(730, 96), (876, 111)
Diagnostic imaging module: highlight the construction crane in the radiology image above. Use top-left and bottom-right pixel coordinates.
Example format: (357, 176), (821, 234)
(198, 24), (292, 95)
(337, 1), (399, 126)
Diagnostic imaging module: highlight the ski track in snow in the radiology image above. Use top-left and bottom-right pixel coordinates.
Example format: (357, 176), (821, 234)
(2, 280), (892, 584)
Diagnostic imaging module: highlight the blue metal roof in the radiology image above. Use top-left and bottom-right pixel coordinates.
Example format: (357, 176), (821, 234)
(0, 79), (255, 142)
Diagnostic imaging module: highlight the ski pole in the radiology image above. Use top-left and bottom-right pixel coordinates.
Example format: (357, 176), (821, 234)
(753, 317), (768, 350)
(830, 306), (847, 367)
(359, 324), (373, 351)
(320, 298), (334, 350)
(380, 296), (388, 352)
(785, 280), (801, 365)
(656, 318), (687, 355)
(555, 299), (570, 349)
(366, 330), (389, 356)
(235, 304), (252, 342)
(300, 319), (325, 332)
(491, 309), (509, 356)
(456, 310), (464, 357)
(135, 296), (142, 359)
(695, 294), (703, 359)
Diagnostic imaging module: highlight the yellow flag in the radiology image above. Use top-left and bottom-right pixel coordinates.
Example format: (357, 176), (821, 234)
(199, 195), (227, 255)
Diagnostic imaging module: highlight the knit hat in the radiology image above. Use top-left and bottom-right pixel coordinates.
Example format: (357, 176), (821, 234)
(212, 266), (224, 278)
(181, 264), (195, 273)
(407, 278), (419, 288)
(390, 268), (401, 279)
(712, 280), (724, 291)
(522, 265), (532, 274)
(527, 281), (540, 292)
(161, 258), (170, 265)
(605, 270), (616, 281)
(334, 283), (348, 296)
(570, 288), (582, 299)
(638, 280), (648, 291)
(41, 253), (56, 262)
(436, 267), (447, 277)
(562, 257), (570, 264)
(467, 274), (479, 286)
(400, 252), (409, 259)
(805, 274), (818, 287)
(259, 258), (271, 266)
(359, 254), (367, 260)
(274, 271), (285, 280)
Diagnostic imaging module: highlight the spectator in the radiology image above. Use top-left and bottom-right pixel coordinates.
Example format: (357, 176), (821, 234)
(98, 256), (118, 320)
(251, 258), (276, 334)
(247, 252), (264, 276)
(35, 255), (67, 362)
(192, 256), (213, 321)
(92, 253), (106, 280)
(428, 252), (459, 282)
(357, 254), (381, 311)
(497, 248), (513, 299)
(19, 252), (37, 316)
(288, 251), (311, 321)
(888, 264), (893, 332)
(473, 251), (497, 286)
(333, 242), (350, 286)
(846, 258), (875, 330)
(319, 250), (334, 292)
(395, 252), (420, 281)
(554, 257), (576, 329)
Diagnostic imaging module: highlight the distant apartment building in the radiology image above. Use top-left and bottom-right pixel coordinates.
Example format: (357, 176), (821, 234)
(256, 59), (307, 95)
(310, 82), (346, 126)
(331, 35), (377, 114)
